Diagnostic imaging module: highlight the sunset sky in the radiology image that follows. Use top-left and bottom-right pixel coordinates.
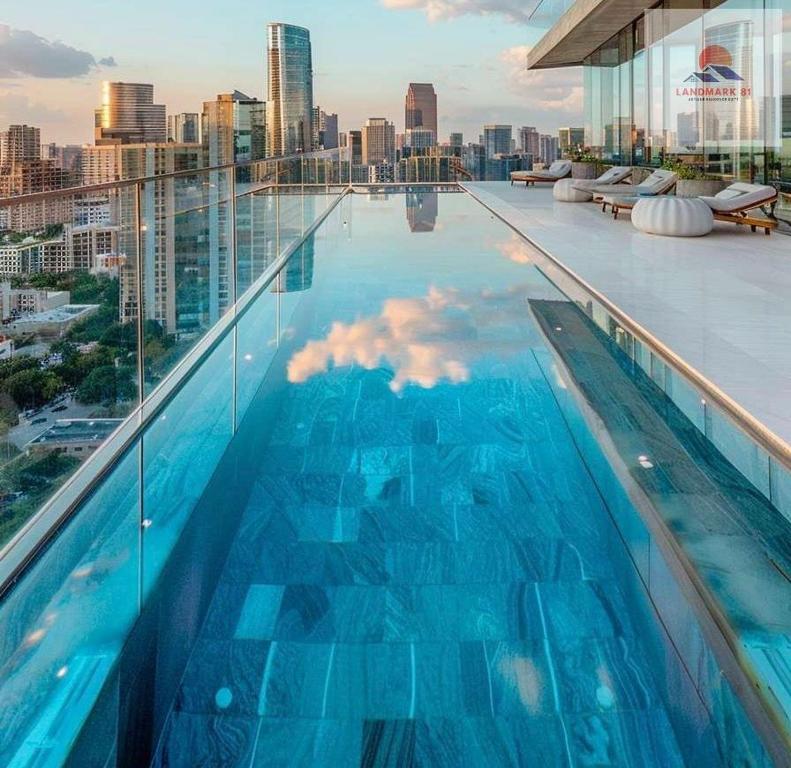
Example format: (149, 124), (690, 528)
(0, 0), (583, 145)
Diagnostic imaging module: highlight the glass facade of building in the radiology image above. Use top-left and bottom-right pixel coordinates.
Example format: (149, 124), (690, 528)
(582, 0), (790, 191)
(266, 23), (314, 156)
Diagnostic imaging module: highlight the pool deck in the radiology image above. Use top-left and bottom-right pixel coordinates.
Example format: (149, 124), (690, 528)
(463, 182), (791, 450)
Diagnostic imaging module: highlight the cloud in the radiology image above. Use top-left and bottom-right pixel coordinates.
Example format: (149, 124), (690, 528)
(98, 56), (117, 68)
(381, 0), (535, 24)
(500, 45), (584, 116)
(496, 234), (534, 264)
(287, 282), (536, 393)
(0, 24), (116, 78)
(0, 90), (68, 127)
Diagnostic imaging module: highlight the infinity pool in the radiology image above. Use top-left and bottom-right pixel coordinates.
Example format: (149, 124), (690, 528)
(145, 190), (727, 766)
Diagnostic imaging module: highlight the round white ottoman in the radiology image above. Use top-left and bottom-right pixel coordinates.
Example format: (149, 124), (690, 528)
(631, 197), (713, 237)
(553, 178), (593, 203)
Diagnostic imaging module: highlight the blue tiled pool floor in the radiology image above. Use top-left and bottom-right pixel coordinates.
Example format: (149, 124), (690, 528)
(153, 372), (684, 767)
(152, 194), (693, 766)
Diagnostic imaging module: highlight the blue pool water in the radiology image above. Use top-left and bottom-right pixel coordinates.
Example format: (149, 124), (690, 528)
(152, 191), (710, 766)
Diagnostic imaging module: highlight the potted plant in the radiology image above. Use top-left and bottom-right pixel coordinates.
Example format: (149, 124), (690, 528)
(567, 147), (603, 179)
(661, 160), (729, 197)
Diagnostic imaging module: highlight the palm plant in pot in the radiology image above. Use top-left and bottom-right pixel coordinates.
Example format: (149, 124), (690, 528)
(661, 160), (729, 197)
(567, 147), (603, 180)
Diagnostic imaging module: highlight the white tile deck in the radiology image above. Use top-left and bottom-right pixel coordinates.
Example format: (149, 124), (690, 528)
(463, 181), (791, 448)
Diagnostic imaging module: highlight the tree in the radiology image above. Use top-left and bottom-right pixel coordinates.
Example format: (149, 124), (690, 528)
(76, 365), (135, 405)
(2, 369), (61, 410)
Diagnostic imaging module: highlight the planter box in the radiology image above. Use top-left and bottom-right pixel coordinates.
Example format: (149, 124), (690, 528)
(571, 162), (599, 179)
(675, 179), (730, 198)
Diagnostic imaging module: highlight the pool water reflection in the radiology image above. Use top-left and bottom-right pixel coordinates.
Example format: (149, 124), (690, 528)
(149, 192), (735, 766)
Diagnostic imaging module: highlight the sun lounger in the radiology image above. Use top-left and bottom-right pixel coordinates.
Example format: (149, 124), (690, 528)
(699, 182), (778, 235)
(571, 166), (632, 192)
(511, 160), (572, 186)
(595, 169), (678, 211)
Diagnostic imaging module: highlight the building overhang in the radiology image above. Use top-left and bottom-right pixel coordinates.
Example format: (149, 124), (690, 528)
(527, 0), (723, 69)
(527, 0), (649, 69)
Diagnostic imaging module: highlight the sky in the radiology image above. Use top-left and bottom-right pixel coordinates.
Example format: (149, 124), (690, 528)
(0, 0), (583, 146)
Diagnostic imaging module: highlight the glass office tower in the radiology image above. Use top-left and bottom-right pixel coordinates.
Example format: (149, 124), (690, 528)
(266, 23), (314, 156)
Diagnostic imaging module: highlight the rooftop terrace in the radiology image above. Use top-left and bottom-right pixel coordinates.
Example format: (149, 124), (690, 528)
(463, 182), (791, 450)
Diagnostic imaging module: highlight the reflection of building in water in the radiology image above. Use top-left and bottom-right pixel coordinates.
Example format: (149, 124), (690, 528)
(406, 191), (438, 233)
(273, 234), (314, 293)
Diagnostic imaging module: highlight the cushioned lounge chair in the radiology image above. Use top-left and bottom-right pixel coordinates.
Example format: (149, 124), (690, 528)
(700, 182), (778, 235)
(595, 169), (678, 212)
(511, 160), (572, 186)
(571, 166), (632, 192)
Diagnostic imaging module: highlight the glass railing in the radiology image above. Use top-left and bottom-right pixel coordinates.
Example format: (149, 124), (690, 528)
(0, 159), (348, 765)
(0, 149), (348, 555)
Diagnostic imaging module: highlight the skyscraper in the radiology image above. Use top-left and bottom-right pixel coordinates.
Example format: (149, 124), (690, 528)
(267, 23), (314, 156)
(0, 125), (41, 166)
(168, 113), (201, 144)
(348, 130), (363, 165)
(94, 82), (167, 145)
(519, 126), (540, 159)
(405, 128), (436, 151)
(483, 125), (512, 159)
(311, 107), (339, 150)
(202, 91), (266, 165)
(405, 84), (437, 136)
(539, 134), (560, 164)
(362, 118), (396, 166)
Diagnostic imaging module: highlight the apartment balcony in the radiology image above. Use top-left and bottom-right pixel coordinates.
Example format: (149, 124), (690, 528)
(0, 160), (789, 767)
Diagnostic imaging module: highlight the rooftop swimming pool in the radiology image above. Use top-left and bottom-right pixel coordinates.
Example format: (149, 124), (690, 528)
(0, 189), (788, 767)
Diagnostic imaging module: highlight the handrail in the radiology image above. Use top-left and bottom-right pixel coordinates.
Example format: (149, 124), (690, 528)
(461, 182), (791, 477)
(0, 187), (350, 598)
(0, 149), (345, 208)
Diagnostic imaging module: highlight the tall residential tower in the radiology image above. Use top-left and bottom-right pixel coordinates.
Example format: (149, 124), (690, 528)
(405, 83), (437, 136)
(267, 23), (314, 156)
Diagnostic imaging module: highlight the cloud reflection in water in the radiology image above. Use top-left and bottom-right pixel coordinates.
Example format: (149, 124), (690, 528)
(287, 281), (534, 392)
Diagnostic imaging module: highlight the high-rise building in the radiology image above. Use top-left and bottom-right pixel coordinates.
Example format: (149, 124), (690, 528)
(322, 112), (339, 150)
(483, 125), (512, 159)
(94, 82), (167, 145)
(0, 125), (41, 166)
(519, 126), (540, 159)
(558, 127), (584, 153)
(449, 132), (463, 148)
(347, 130), (363, 165)
(311, 107), (339, 150)
(42, 144), (83, 173)
(539, 134), (559, 164)
(405, 128), (436, 151)
(202, 92), (265, 165)
(405, 83), (438, 136)
(267, 23), (314, 156)
(168, 113), (201, 144)
(362, 118), (396, 166)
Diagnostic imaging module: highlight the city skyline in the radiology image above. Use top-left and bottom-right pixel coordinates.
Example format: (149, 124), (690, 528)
(0, 1), (583, 145)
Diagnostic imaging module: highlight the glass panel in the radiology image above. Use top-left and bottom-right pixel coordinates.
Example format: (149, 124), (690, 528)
(770, 456), (791, 524)
(141, 333), (234, 597)
(139, 165), (234, 396)
(236, 289), (278, 427)
(706, 403), (772, 497)
(702, 1), (766, 181)
(235, 189), (280, 299)
(0, 188), (138, 548)
(0, 444), (140, 766)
